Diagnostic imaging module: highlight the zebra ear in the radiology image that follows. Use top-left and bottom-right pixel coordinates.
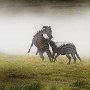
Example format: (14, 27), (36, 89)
(42, 27), (45, 30)
(43, 26), (45, 28)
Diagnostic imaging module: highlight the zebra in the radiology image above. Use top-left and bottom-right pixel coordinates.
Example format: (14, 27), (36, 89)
(47, 40), (81, 64)
(36, 38), (81, 64)
(28, 26), (53, 61)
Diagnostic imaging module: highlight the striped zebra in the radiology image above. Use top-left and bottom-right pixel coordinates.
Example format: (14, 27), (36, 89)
(47, 40), (81, 64)
(36, 38), (81, 64)
(28, 26), (53, 61)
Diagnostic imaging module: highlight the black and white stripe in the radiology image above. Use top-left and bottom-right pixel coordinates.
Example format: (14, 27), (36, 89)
(46, 39), (81, 64)
(28, 26), (53, 61)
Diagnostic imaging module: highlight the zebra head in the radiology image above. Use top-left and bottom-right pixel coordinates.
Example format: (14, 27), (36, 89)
(41, 26), (53, 39)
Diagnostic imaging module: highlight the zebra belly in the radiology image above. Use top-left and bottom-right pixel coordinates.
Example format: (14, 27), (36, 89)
(58, 45), (74, 55)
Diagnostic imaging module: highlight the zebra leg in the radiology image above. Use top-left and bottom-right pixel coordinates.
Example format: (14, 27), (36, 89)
(38, 51), (44, 60)
(54, 53), (60, 62)
(66, 54), (71, 64)
(52, 52), (55, 62)
(71, 53), (76, 64)
(45, 49), (52, 62)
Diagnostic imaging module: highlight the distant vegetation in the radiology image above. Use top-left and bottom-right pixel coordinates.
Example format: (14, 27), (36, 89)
(0, 54), (90, 90)
(0, 0), (90, 7)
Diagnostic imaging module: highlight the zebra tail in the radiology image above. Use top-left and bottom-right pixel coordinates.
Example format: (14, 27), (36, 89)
(28, 41), (33, 53)
(75, 50), (81, 61)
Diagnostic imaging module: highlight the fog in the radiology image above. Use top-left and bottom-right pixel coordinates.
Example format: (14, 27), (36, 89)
(0, 7), (90, 57)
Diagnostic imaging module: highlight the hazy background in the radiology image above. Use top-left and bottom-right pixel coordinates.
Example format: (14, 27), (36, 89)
(0, 0), (90, 57)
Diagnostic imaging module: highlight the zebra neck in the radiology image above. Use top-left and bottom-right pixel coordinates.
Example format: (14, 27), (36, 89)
(49, 41), (56, 49)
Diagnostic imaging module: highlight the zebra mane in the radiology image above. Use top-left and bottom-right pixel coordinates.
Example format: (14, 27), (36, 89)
(48, 40), (57, 48)
(35, 30), (43, 35)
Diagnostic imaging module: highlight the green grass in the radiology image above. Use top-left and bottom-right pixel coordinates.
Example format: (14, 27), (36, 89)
(0, 54), (90, 90)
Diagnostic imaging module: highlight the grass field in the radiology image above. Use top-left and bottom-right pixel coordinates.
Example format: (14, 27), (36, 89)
(0, 54), (90, 90)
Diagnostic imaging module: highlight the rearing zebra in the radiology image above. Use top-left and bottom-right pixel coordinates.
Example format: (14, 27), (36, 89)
(28, 26), (53, 61)
(48, 40), (81, 64)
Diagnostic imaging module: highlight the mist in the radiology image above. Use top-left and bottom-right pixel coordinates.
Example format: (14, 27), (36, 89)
(0, 6), (90, 57)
